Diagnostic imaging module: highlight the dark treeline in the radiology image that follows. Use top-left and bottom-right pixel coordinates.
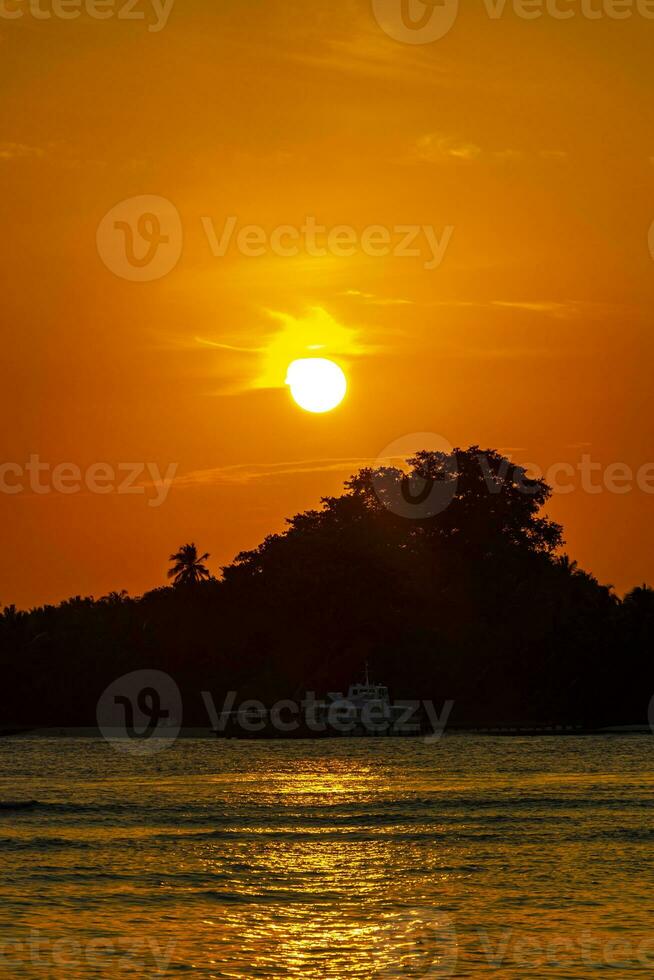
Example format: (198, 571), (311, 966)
(2, 447), (653, 728)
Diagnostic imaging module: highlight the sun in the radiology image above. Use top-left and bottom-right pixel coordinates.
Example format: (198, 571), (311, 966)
(286, 358), (347, 413)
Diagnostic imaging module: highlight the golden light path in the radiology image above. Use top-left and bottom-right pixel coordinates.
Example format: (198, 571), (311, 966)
(285, 358), (347, 413)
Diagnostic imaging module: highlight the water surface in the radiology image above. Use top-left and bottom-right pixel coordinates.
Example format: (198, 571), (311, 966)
(1, 736), (652, 977)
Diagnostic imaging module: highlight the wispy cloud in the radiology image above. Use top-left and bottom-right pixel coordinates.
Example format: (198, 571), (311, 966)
(293, 32), (447, 83)
(491, 300), (580, 319)
(173, 456), (380, 488)
(179, 306), (381, 395)
(0, 142), (44, 161)
(412, 137), (569, 166)
(255, 306), (379, 389)
(339, 289), (413, 306)
(449, 344), (559, 360)
(414, 133), (482, 163)
(493, 149), (524, 162)
(491, 300), (624, 320)
(539, 150), (568, 161)
(425, 298), (623, 320)
(194, 337), (264, 354)
(0, 140), (109, 169)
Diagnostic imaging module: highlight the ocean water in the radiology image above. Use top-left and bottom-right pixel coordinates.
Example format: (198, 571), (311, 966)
(0, 736), (653, 978)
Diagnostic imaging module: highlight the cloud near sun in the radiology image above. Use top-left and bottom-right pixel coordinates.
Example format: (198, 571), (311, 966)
(197, 306), (375, 395)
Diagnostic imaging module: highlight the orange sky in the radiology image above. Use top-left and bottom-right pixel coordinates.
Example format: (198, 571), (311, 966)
(1, 0), (654, 608)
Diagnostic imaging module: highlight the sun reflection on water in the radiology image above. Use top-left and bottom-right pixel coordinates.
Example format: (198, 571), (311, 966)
(1, 738), (653, 978)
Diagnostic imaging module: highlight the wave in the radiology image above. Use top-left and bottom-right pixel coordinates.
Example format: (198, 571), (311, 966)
(0, 836), (94, 851)
(0, 800), (41, 811)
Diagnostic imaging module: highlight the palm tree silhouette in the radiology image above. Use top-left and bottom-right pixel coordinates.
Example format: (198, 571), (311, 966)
(167, 543), (211, 587)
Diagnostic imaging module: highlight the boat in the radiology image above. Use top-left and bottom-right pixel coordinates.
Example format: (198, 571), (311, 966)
(212, 666), (426, 738)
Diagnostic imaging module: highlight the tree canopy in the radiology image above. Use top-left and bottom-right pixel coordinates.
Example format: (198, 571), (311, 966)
(1, 447), (652, 729)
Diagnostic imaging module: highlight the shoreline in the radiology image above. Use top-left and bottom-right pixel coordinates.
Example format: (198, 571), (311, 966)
(3, 725), (651, 740)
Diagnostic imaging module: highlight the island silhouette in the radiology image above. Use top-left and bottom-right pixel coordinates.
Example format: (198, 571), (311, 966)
(2, 447), (652, 731)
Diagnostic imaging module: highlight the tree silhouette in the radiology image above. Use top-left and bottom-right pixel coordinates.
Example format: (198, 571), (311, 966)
(1, 447), (652, 728)
(623, 584), (654, 610)
(167, 543), (211, 587)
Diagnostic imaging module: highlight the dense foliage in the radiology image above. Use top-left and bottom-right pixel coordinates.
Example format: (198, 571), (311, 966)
(2, 448), (652, 728)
